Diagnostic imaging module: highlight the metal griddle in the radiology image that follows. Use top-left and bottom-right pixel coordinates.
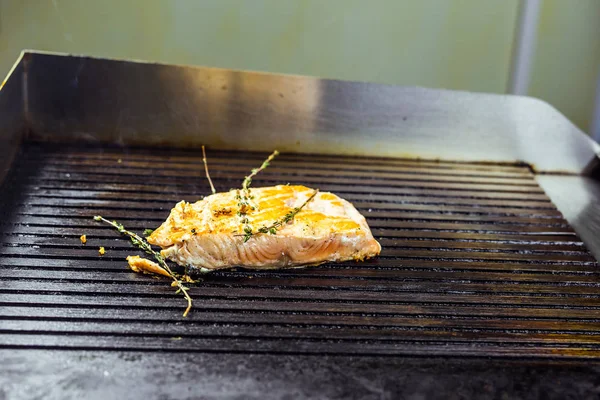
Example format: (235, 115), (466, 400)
(1, 51), (600, 399)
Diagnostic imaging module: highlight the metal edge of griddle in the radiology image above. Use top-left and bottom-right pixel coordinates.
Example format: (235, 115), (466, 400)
(0, 52), (26, 189)
(536, 174), (600, 263)
(7, 49), (600, 174)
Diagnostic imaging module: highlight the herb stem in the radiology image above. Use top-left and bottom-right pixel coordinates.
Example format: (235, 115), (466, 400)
(237, 150), (280, 239)
(93, 215), (193, 317)
(242, 150), (279, 190)
(202, 145), (216, 195)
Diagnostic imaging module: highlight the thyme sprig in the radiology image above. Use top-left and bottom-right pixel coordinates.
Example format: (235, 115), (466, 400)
(239, 189), (319, 242)
(242, 150), (279, 191)
(93, 215), (193, 317)
(237, 150), (280, 239)
(202, 145), (216, 195)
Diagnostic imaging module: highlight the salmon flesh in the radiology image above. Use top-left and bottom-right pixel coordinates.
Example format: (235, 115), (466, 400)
(147, 185), (381, 271)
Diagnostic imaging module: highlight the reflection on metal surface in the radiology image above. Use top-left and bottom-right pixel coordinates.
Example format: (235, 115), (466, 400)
(536, 175), (600, 261)
(1, 50), (594, 173)
(170, 65), (320, 151)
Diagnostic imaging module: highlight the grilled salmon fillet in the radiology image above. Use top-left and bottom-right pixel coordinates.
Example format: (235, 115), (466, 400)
(147, 185), (381, 271)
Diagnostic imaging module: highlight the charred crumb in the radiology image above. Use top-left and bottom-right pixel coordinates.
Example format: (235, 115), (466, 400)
(212, 208), (232, 217)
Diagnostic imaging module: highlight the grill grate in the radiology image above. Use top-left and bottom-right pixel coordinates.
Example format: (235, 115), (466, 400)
(1, 144), (600, 358)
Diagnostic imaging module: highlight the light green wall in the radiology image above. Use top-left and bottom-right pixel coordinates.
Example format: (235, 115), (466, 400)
(0, 0), (598, 133)
(529, 0), (600, 134)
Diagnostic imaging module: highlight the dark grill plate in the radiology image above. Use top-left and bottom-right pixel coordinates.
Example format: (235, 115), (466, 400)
(1, 144), (600, 398)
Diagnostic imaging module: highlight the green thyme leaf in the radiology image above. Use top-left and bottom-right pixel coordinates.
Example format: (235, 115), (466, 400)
(143, 229), (154, 237)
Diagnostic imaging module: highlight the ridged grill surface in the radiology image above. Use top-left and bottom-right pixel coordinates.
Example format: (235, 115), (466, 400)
(1, 144), (600, 359)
